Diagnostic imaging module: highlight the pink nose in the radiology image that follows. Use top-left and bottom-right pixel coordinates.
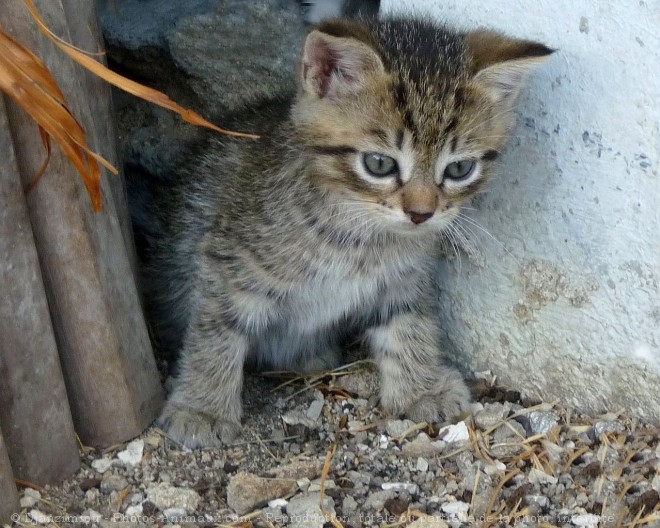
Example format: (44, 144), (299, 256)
(407, 211), (434, 224)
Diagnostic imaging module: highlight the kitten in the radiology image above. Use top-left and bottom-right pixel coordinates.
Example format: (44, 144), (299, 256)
(135, 16), (553, 448)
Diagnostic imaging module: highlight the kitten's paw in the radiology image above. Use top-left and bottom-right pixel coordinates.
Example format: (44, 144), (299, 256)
(156, 403), (241, 449)
(384, 368), (471, 423)
(407, 371), (471, 422)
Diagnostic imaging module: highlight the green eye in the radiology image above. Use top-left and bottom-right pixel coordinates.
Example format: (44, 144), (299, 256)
(363, 153), (398, 177)
(444, 160), (477, 181)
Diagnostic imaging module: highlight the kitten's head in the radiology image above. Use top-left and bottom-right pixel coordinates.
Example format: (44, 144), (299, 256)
(291, 17), (553, 236)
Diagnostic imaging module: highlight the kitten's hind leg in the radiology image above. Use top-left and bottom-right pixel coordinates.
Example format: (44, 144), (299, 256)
(157, 297), (248, 449)
(366, 313), (471, 422)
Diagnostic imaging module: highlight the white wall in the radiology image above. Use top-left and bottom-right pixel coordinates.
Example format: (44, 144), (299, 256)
(383, 0), (660, 421)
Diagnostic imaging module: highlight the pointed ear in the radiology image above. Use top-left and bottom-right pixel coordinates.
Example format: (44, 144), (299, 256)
(301, 30), (385, 100)
(467, 30), (554, 106)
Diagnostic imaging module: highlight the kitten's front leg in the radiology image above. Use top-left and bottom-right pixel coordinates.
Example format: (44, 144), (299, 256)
(157, 296), (247, 449)
(367, 313), (471, 422)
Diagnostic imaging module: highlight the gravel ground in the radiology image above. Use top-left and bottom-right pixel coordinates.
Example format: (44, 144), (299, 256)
(8, 364), (660, 528)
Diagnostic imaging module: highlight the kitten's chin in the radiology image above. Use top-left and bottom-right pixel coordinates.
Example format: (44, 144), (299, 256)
(385, 219), (452, 238)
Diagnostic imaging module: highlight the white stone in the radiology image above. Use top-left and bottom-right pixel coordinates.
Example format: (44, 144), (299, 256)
(20, 488), (41, 508)
(441, 501), (470, 521)
(483, 460), (506, 475)
(268, 498), (289, 508)
(438, 421), (469, 443)
(91, 457), (113, 473)
(117, 439), (144, 467)
(528, 468), (558, 486)
(382, 0), (660, 422)
(416, 457), (429, 472)
(381, 482), (419, 494)
(125, 505), (143, 516)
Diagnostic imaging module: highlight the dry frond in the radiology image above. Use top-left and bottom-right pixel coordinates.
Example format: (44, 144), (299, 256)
(0, 28), (112, 210)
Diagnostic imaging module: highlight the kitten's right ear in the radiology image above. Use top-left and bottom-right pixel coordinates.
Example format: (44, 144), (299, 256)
(467, 30), (554, 107)
(301, 30), (385, 100)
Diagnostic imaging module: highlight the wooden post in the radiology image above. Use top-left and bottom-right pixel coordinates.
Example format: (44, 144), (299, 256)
(1, 1), (164, 447)
(0, 430), (19, 524)
(0, 99), (80, 483)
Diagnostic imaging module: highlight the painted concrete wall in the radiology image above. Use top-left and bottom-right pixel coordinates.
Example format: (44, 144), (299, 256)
(383, 0), (660, 421)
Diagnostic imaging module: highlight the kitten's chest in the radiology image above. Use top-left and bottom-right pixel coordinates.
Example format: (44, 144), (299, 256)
(287, 254), (417, 333)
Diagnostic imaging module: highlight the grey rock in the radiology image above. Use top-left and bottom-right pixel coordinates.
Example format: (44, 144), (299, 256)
(402, 433), (447, 458)
(342, 495), (358, 515)
(347, 470), (371, 488)
(516, 410), (560, 436)
(271, 458), (323, 480)
(100, 475), (129, 493)
(306, 398), (324, 421)
(364, 490), (395, 511)
(386, 419), (417, 438)
(145, 483), (201, 513)
(337, 370), (379, 399)
(592, 420), (626, 439)
(473, 402), (510, 431)
(163, 507), (187, 521)
(490, 421), (527, 458)
(226, 472), (297, 515)
(286, 492), (335, 528)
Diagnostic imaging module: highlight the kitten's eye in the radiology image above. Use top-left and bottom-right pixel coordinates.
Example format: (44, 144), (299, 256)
(444, 160), (476, 181)
(363, 153), (398, 177)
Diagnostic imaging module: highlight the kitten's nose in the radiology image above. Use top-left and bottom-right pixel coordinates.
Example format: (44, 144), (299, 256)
(407, 211), (434, 224)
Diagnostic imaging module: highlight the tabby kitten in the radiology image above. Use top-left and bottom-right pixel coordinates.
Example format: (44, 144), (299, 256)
(138, 16), (553, 448)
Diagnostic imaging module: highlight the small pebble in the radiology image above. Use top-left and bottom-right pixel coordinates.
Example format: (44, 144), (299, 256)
(117, 439), (144, 467)
(163, 507), (187, 521)
(528, 468), (558, 486)
(381, 482), (419, 494)
(306, 399), (324, 421)
(20, 488), (41, 508)
(438, 421), (469, 443)
(441, 501), (470, 520)
(342, 495), (358, 514)
(386, 419), (417, 438)
(101, 474), (129, 493)
(91, 457), (113, 473)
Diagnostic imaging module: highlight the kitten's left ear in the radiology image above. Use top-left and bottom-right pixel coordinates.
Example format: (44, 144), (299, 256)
(467, 30), (554, 106)
(301, 29), (385, 100)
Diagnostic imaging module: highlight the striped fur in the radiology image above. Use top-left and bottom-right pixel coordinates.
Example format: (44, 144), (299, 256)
(137, 16), (552, 448)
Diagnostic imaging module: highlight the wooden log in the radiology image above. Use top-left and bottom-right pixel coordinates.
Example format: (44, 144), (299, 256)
(0, 430), (19, 524)
(1, 0), (164, 447)
(0, 98), (80, 484)
(60, 0), (139, 275)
